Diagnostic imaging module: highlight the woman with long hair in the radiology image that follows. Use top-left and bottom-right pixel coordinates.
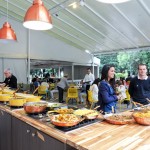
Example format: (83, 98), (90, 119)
(89, 78), (101, 101)
(97, 64), (121, 114)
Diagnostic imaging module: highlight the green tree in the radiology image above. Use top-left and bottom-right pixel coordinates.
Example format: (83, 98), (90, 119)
(98, 50), (150, 76)
(99, 53), (119, 72)
(117, 52), (131, 72)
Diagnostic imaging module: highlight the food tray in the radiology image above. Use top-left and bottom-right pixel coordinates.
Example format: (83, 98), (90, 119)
(23, 101), (48, 114)
(50, 114), (82, 127)
(104, 113), (134, 125)
(132, 112), (150, 126)
(73, 109), (99, 120)
(48, 108), (74, 114)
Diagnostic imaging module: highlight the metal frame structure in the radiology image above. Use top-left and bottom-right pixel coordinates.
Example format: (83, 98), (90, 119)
(0, 0), (150, 55)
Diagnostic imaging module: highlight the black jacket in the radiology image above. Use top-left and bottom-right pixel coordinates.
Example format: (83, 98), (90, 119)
(4, 75), (17, 89)
(129, 76), (150, 105)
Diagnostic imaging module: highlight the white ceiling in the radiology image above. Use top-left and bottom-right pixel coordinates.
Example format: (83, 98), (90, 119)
(0, 0), (150, 55)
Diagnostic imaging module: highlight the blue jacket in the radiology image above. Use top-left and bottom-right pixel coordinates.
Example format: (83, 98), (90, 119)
(97, 80), (118, 113)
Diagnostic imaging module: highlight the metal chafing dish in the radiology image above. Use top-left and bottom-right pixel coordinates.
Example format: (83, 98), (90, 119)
(9, 97), (26, 107)
(73, 109), (99, 120)
(104, 113), (134, 125)
(16, 93), (41, 102)
(50, 114), (84, 127)
(132, 107), (150, 126)
(0, 94), (12, 102)
(23, 101), (48, 114)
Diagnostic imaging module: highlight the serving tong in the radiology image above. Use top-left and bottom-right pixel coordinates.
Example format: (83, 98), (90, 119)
(132, 100), (150, 113)
(93, 105), (104, 114)
(13, 88), (20, 98)
(132, 101), (144, 108)
(146, 98), (150, 103)
(33, 87), (39, 95)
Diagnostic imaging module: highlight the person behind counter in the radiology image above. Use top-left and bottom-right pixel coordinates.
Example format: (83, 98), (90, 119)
(83, 68), (95, 87)
(89, 78), (101, 102)
(32, 76), (40, 89)
(1, 68), (17, 89)
(78, 80), (86, 104)
(57, 74), (69, 103)
(129, 64), (150, 105)
(83, 68), (95, 105)
(97, 64), (121, 114)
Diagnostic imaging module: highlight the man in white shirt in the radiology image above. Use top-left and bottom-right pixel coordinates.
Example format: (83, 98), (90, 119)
(83, 68), (95, 85)
(83, 68), (95, 104)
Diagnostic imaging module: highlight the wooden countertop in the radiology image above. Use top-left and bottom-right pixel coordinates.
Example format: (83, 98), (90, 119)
(0, 105), (150, 150)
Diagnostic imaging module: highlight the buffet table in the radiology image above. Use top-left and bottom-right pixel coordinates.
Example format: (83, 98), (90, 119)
(0, 104), (150, 150)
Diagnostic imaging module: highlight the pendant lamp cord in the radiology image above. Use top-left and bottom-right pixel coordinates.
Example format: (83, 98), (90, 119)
(6, 0), (8, 22)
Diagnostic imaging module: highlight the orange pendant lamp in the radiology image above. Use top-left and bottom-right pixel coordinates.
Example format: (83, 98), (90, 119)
(0, 22), (17, 42)
(23, 0), (53, 30)
(0, 0), (17, 42)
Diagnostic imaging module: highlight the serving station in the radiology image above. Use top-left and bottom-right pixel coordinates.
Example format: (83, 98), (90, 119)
(0, 88), (150, 150)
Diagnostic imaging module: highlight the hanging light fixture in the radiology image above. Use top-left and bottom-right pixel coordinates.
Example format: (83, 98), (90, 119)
(96, 0), (131, 4)
(0, 22), (17, 42)
(23, 0), (53, 30)
(69, 2), (78, 9)
(0, 0), (17, 42)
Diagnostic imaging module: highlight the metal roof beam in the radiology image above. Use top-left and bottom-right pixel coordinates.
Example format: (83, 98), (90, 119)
(0, 10), (90, 51)
(85, 3), (138, 48)
(55, 16), (111, 50)
(1, 1), (91, 51)
(54, 25), (95, 50)
(48, 0), (70, 11)
(112, 4), (150, 42)
(51, 0), (125, 51)
(93, 46), (150, 55)
(0, 9), (22, 23)
(4, 0), (26, 11)
(2, 0), (128, 51)
(137, 0), (150, 17)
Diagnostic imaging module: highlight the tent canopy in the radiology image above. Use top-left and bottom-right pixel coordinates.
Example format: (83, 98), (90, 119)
(0, 0), (150, 55)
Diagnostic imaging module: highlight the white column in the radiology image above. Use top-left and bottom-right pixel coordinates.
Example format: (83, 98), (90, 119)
(58, 66), (61, 78)
(97, 65), (100, 78)
(2, 57), (4, 80)
(27, 29), (30, 84)
(92, 54), (94, 76)
(72, 64), (74, 81)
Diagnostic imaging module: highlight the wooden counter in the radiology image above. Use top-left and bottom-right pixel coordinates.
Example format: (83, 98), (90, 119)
(0, 105), (150, 150)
